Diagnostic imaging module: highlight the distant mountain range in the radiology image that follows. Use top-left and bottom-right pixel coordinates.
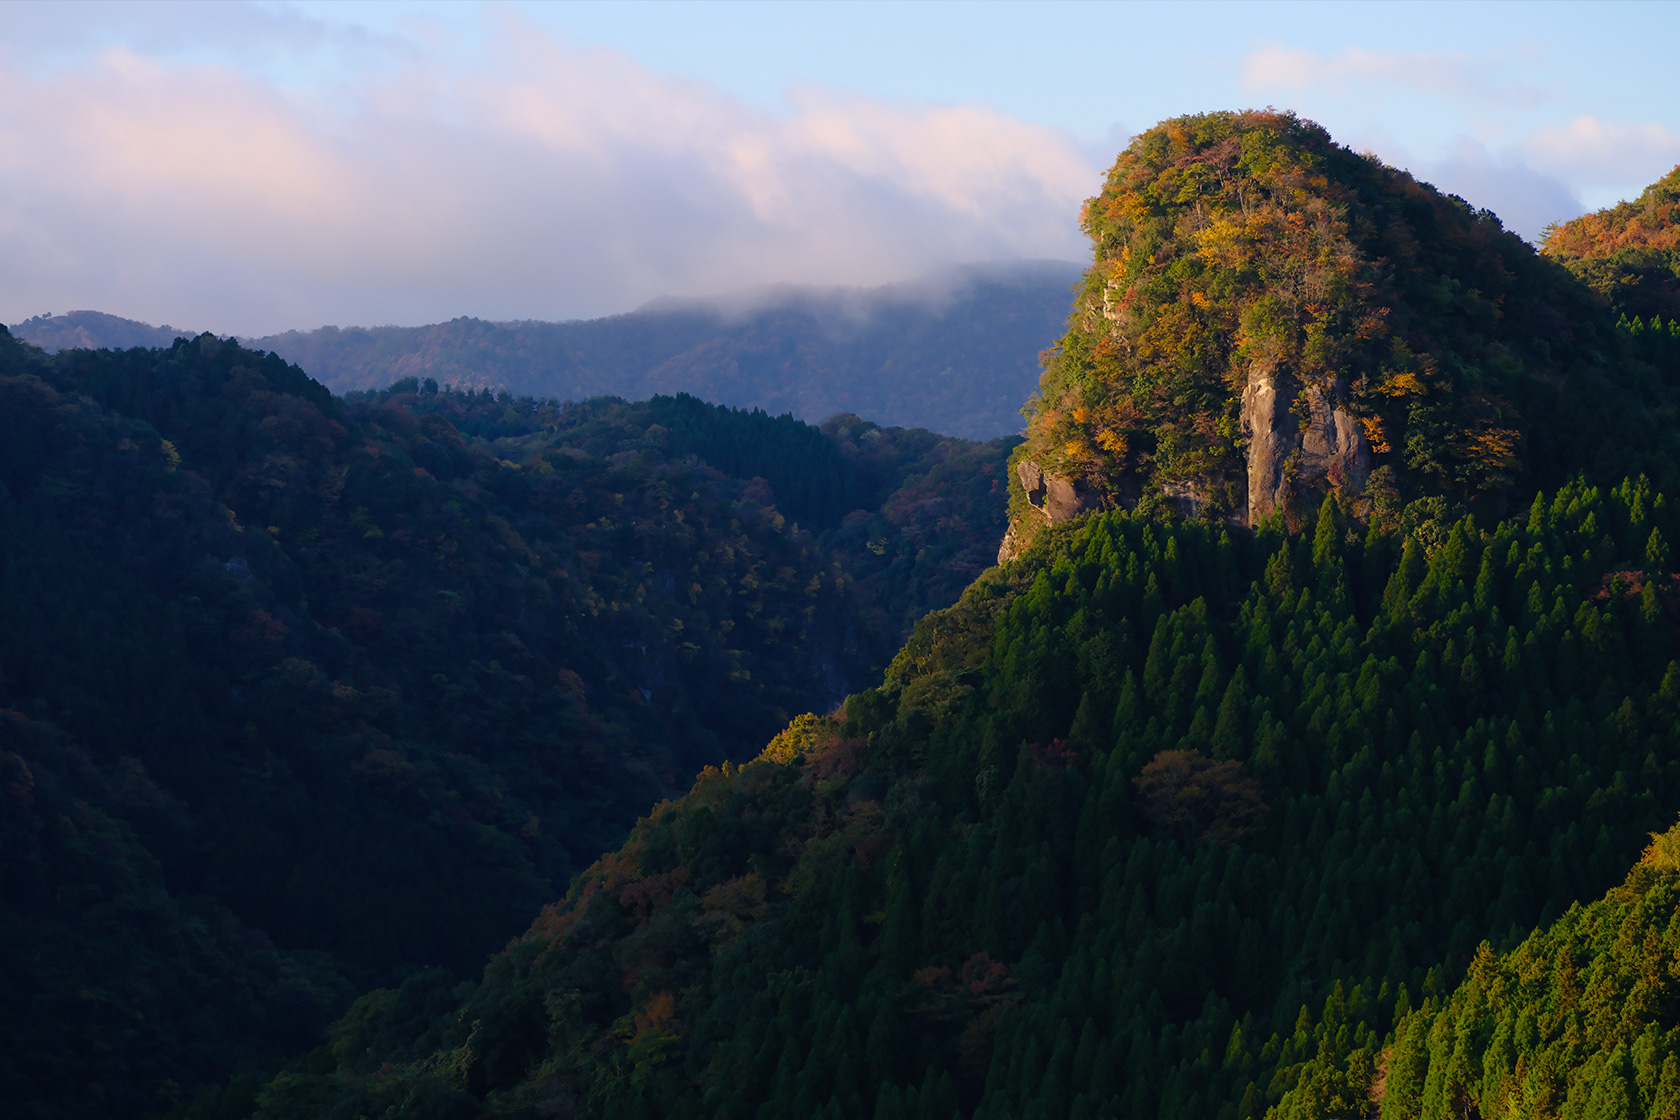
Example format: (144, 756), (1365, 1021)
(10, 261), (1081, 439)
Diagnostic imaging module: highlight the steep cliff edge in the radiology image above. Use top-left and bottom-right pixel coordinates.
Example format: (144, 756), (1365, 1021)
(1002, 109), (1675, 557)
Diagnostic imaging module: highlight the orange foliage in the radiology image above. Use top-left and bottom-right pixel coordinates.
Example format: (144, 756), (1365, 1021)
(1543, 165), (1680, 259)
(1359, 416), (1390, 455)
(633, 991), (680, 1040)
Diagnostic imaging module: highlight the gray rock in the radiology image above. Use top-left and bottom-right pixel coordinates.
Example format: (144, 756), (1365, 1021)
(1241, 365), (1294, 524)
(1241, 368), (1369, 525)
(1017, 458), (1088, 523)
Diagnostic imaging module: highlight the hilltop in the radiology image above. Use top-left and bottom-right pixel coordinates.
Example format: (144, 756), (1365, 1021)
(19, 116), (1680, 1120)
(1542, 163), (1680, 323)
(218, 119), (1680, 1120)
(1002, 111), (1678, 562)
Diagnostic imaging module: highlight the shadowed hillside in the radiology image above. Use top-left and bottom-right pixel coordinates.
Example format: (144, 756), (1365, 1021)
(0, 329), (1014, 1119)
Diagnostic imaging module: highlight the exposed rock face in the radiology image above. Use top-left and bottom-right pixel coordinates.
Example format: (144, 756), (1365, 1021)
(1242, 366), (1293, 524)
(1241, 368), (1369, 525)
(998, 458), (1092, 565)
(1018, 459), (1088, 523)
(1297, 383), (1370, 501)
(996, 523), (1022, 565)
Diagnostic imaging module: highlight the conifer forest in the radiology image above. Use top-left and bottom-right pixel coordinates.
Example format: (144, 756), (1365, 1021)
(7, 109), (1680, 1120)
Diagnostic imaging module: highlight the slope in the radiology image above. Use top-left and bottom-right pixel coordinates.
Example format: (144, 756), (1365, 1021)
(1543, 163), (1680, 324)
(1261, 818), (1680, 1120)
(243, 473), (1680, 1120)
(0, 328), (1014, 1119)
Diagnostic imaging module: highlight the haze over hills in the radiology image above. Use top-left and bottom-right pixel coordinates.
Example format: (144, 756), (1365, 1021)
(14, 109), (1680, 1120)
(10, 261), (1082, 440)
(217, 115), (1680, 1120)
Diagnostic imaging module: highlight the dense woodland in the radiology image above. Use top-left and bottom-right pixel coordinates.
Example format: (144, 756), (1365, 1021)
(13, 115), (1680, 1120)
(11, 261), (1081, 440)
(0, 330), (1013, 1118)
(234, 477), (1680, 1119)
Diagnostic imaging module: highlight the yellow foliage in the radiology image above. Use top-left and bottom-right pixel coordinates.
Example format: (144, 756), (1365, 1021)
(1378, 370), (1424, 397)
(757, 712), (836, 764)
(1639, 818), (1680, 874)
(1359, 416), (1390, 454)
(1463, 427), (1520, 465)
(1096, 429), (1129, 456)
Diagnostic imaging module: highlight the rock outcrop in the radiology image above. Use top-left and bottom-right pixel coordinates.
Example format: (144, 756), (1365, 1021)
(1242, 366), (1293, 524)
(998, 458), (1093, 565)
(1017, 459), (1089, 523)
(1241, 369), (1369, 525)
(996, 523), (1022, 565)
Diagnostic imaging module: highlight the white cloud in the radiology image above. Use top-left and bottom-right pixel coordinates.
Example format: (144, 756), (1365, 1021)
(0, 18), (1096, 336)
(1236, 42), (1680, 239)
(1522, 115), (1680, 195)
(1408, 141), (1586, 242)
(1240, 44), (1551, 109)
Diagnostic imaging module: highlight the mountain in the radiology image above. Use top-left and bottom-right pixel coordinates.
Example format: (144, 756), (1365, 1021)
(1001, 112), (1679, 563)
(216, 123), (1680, 1120)
(10, 261), (1082, 441)
(0, 328), (1014, 1119)
(1363, 818), (1680, 1119)
(21, 115), (1680, 1120)
(10, 309), (199, 352)
(1543, 163), (1680, 323)
(237, 475), (1680, 1120)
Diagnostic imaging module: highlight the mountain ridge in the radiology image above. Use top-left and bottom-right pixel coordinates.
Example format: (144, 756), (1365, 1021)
(10, 260), (1082, 441)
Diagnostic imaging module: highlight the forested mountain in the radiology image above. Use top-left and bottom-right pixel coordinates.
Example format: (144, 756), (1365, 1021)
(1003, 112), (1679, 561)
(0, 329), (1014, 1118)
(10, 309), (200, 353)
(18, 113), (1680, 1120)
(10, 261), (1081, 440)
(1358, 818), (1680, 1119)
(1543, 164), (1680, 324)
(239, 477), (1680, 1120)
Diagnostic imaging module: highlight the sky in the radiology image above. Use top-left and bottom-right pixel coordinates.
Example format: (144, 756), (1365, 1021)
(2, 0), (1678, 336)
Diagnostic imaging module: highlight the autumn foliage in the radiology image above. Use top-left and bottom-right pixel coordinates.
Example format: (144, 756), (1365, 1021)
(1016, 110), (1673, 541)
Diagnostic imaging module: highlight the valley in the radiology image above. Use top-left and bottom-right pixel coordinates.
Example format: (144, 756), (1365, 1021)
(5, 108), (1680, 1120)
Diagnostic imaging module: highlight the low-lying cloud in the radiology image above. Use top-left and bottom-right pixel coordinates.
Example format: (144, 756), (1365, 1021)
(0, 17), (1097, 336)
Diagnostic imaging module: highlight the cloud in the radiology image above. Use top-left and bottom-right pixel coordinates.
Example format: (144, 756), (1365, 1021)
(0, 18), (1097, 336)
(1240, 44), (1551, 109)
(1412, 142), (1586, 242)
(1522, 115), (1680, 192)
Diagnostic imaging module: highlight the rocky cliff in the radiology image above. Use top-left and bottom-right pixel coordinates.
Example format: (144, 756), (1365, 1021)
(1241, 371), (1370, 525)
(1000, 109), (1665, 559)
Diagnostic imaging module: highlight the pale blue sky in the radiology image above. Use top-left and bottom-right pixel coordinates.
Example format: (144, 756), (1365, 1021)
(4, 1), (1677, 333)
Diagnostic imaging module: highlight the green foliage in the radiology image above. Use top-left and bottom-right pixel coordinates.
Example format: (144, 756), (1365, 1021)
(1544, 163), (1680, 325)
(259, 473), (1680, 1119)
(1018, 111), (1678, 536)
(0, 326), (1012, 1117)
(1359, 817), (1680, 1120)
